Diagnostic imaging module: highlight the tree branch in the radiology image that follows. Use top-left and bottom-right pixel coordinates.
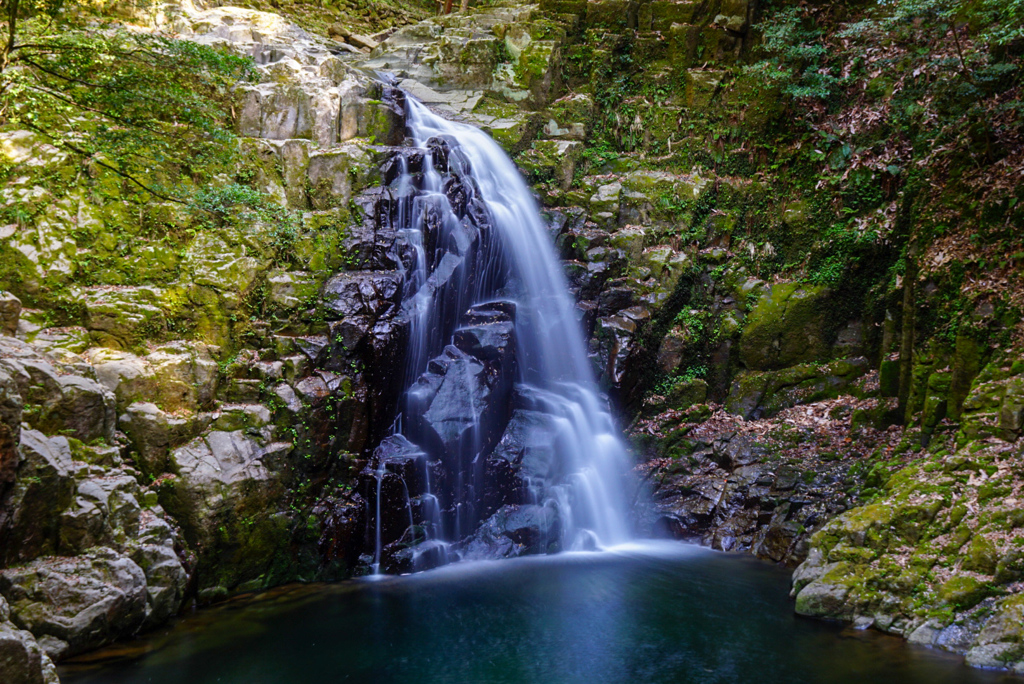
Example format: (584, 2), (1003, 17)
(21, 120), (186, 205)
(950, 21), (976, 85)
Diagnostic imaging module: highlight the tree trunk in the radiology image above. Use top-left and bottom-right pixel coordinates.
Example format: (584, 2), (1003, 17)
(460, 0), (469, 12)
(897, 236), (918, 424)
(2, 0), (20, 72)
(894, 180), (920, 424)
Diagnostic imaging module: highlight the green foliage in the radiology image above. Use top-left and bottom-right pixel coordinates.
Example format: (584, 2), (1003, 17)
(746, 6), (841, 101)
(189, 183), (301, 253)
(653, 364), (707, 396)
(0, 10), (254, 197)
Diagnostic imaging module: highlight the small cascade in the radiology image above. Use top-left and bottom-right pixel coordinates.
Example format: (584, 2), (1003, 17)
(360, 93), (634, 573)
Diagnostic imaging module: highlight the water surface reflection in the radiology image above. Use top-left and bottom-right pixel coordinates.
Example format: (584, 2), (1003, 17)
(62, 543), (1019, 684)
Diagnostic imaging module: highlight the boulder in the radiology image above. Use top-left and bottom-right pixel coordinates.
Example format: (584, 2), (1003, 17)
(320, 271), (402, 321)
(406, 341), (516, 469)
(0, 341), (115, 443)
(459, 504), (561, 560)
(58, 472), (142, 554)
(959, 363), (1024, 444)
(0, 617), (58, 684)
(156, 429), (294, 593)
(0, 431), (75, 565)
(725, 357), (870, 419)
(0, 291), (22, 335)
(0, 548), (147, 660)
(160, 431), (279, 540)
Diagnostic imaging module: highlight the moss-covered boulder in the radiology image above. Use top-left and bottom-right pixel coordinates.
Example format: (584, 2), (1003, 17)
(516, 139), (583, 192)
(792, 434), (1024, 659)
(738, 282), (833, 371)
(959, 360), (1024, 445)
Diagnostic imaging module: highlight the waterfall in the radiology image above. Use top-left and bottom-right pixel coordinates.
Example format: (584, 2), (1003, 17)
(363, 94), (633, 573)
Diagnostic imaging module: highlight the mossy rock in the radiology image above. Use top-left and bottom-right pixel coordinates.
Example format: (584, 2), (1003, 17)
(959, 362), (1024, 445)
(738, 282), (833, 371)
(964, 535), (1000, 574)
(938, 575), (992, 610)
(516, 139), (583, 192)
(725, 357), (869, 419)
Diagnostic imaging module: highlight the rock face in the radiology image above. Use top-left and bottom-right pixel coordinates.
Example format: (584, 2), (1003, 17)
(0, 1), (418, 668)
(634, 397), (889, 565)
(0, 0), (1019, 679)
(354, 129), (542, 571)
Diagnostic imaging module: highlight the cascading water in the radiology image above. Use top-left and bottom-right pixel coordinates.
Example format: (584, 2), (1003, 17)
(363, 93), (633, 573)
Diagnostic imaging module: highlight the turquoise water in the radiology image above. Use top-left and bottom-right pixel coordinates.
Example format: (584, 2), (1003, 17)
(62, 543), (1015, 684)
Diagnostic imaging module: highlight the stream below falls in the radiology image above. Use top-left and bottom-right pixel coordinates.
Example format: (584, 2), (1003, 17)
(60, 543), (1015, 684)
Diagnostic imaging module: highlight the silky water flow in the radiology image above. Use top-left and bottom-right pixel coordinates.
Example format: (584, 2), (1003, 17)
(365, 94), (633, 573)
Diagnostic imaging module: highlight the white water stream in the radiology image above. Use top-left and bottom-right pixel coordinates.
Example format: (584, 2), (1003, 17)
(374, 96), (633, 564)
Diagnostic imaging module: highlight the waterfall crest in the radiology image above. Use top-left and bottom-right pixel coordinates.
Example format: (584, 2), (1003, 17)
(363, 95), (633, 573)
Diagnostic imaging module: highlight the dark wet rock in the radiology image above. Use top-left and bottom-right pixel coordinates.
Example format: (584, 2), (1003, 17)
(452, 320), (515, 362)
(492, 407), (566, 485)
(711, 433), (767, 470)
(459, 504), (561, 560)
(313, 496), (365, 571)
(0, 365), (21, 497)
(321, 272), (402, 321)
(359, 436), (429, 550)
(636, 412), (866, 566)
(406, 341), (516, 469)
(598, 287), (634, 315)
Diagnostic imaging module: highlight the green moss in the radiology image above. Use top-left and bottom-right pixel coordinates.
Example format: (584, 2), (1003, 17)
(938, 576), (993, 610)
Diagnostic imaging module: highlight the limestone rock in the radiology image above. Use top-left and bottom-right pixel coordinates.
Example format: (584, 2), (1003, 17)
(0, 548), (147, 659)
(0, 618), (58, 684)
(0, 430), (75, 565)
